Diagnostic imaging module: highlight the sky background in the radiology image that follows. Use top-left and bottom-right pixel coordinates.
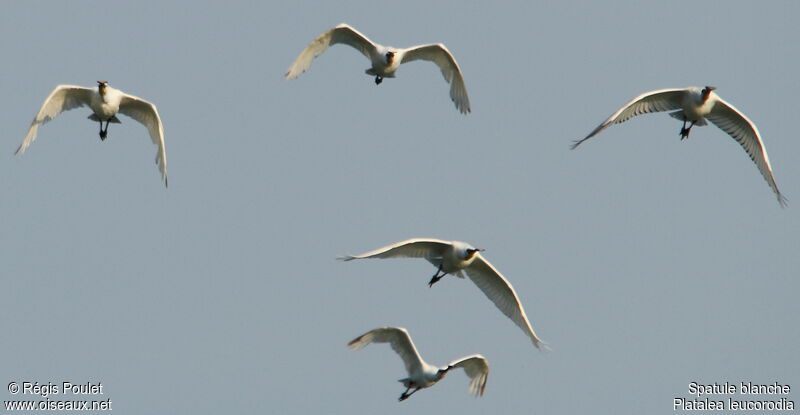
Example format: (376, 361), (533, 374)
(1, 1), (798, 414)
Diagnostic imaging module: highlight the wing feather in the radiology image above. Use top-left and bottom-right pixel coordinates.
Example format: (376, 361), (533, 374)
(16, 85), (94, 155)
(285, 23), (378, 79)
(572, 88), (686, 149)
(465, 254), (547, 350)
(339, 238), (452, 261)
(401, 44), (470, 114)
(448, 354), (489, 397)
(348, 327), (424, 375)
(118, 93), (168, 187)
(706, 97), (785, 206)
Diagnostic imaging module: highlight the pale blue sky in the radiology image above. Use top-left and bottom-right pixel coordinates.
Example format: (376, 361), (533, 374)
(1, 1), (798, 414)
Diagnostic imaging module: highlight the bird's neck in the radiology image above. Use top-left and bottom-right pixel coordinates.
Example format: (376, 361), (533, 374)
(700, 89), (713, 104)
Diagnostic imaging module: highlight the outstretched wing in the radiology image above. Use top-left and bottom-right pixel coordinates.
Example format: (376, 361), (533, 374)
(16, 85), (94, 155)
(339, 238), (452, 262)
(448, 354), (489, 397)
(465, 254), (548, 351)
(572, 88), (686, 149)
(401, 43), (470, 114)
(285, 23), (378, 79)
(118, 93), (168, 187)
(348, 327), (424, 375)
(705, 97), (785, 206)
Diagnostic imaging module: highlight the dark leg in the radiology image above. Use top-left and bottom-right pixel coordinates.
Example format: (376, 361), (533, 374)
(679, 120), (695, 140)
(399, 387), (420, 402)
(99, 121), (108, 140)
(375, 75), (383, 85)
(428, 265), (447, 288)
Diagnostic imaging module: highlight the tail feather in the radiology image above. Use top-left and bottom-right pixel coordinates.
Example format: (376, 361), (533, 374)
(668, 110), (685, 121)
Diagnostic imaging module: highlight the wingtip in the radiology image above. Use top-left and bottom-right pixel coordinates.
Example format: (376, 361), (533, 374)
(535, 340), (552, 352)
(778, 193), (788, 208)
(569, 139), (584, 150)
(337, 255), (356, 261)
(15, 137), (30, 156)
(347, 333), (368, 350)
(285, 66), (309, 80)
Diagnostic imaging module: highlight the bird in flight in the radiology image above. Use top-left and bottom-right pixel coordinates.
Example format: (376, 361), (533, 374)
(572, 86), (784, 206)
(16, 81), (168, 187)
(286, 23), (471, 114)
(348, 326), (489, 401)
(341, 238), (547, 350)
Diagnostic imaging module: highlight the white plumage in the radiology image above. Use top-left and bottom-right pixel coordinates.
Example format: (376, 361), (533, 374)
(16, 81), (168, 187)
(572, 86), (784, 206)
(348, 326), (489, 401)
(286, 23), (471, 114)
(341, 238), (547, 350)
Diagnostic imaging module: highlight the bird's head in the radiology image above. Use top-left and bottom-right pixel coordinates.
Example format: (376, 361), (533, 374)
(465, 247), (485, 260)
(701, 86), (716, 102)
(385, 51), (395, 64)
(436, 365), (453, 380)
(97, 80), (109, 96)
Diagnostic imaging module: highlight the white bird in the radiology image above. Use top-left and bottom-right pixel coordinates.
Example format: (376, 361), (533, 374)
(341, 238), (547, 350)
(348, 326), (489, 401)
(16, 81), (168, 187)
(571, 86), (784, 206)
(286, 23), (471, 114)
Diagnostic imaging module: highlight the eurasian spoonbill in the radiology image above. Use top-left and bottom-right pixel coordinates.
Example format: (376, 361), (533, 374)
(571, 86), (784, 205)
(341, 238), (547, 350)
(286, 23), (470, 114)
(348, 326), (489, 401)
(16, 81), (168, 187)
